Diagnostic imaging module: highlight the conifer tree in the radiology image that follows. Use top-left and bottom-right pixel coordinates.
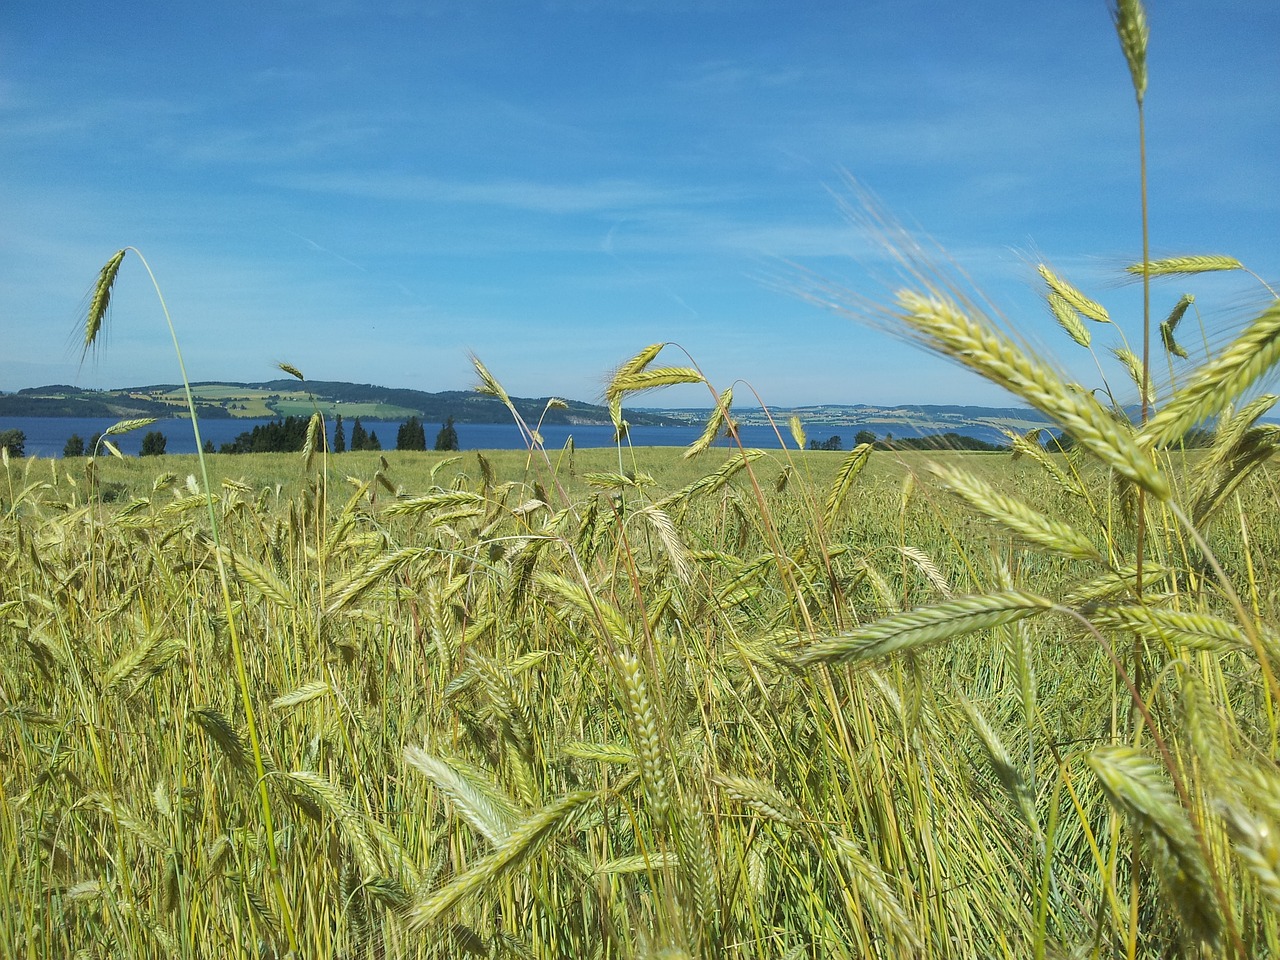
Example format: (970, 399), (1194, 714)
(350, 418), (368, 450)
(140, 431), (167, 456)
(434, 416), (460, 451)
(397, 416), (427, 451)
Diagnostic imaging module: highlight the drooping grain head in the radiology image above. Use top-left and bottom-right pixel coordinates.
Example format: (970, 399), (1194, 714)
(1160, 294), (1196, 361)
(1037, 264), (1110, 324)
(1163, 294), (1194, 332)
(610, 342), (666, 386)
(1160, 320), (1190, 360)
(1113, 347), (1154, 406)
(685, 386), (733, 459)
(303, 412), (324, 470)
(1088, 745), (1220, 944)
(788, 415), (806, 449)
(1048, 294), (1092, 349)
(83, 249), (127, 361)
(470, 352), (512, 405)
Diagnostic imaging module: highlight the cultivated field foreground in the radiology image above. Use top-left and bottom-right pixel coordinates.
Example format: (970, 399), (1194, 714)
(2, 436), (1280, 958)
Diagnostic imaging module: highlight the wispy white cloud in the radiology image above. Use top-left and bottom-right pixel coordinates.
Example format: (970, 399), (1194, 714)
(155, 114), (394, 167)
(0, 90), (197, 145)
(670, 59), (814, 94)
(274, 172), (720, 214)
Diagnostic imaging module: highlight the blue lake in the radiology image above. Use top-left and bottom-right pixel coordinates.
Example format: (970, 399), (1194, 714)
(0, 416), (822, 459)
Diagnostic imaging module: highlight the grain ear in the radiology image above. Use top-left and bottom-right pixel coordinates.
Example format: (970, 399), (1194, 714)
(893, 290), (1169, 499)
(83, 249), (127, 361)
(1111, 0), (1149, 104)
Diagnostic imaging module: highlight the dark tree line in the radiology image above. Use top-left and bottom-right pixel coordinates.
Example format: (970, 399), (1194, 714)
(878, 432), (1005, 452)
(139, 414), (445, 456)
(805, 430), (1008, 452)
(219, 416), (314, 454)
(11, 415), (456, 461)
(216, 415), (391, 454)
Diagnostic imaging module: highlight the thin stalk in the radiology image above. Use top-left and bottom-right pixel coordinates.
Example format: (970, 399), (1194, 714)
(1134, 83), (1151, 603)
(105, 249), (298, 953)
(1130, 26), (1152, 956)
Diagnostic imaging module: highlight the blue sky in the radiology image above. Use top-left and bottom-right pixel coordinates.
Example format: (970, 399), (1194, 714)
(2, 0), (1276, 408)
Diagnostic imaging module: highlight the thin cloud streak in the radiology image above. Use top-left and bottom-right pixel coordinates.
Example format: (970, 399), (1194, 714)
(274, 173), (723, 215)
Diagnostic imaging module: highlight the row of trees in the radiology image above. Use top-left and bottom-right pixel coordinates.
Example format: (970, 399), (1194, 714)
(61, 431), (168, 457)
(808, 435), (845, 451)
(23, 421), (1182, 460)
(393, 416), (459, 452)
(808, 430), (1007, 452)
(333, 415), (381, 452)
(336, 415), (458, 452)
(220, 417), (317, 454)
(2, 423), (999, 460)
(42, 417), (463, 458)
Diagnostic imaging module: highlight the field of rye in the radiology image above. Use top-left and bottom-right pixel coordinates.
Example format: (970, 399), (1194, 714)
(4, 2), (1280, 957)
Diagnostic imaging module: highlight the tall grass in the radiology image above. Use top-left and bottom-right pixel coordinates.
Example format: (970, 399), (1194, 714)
(3, 2), (1279, 957)
(6, 428), (1277, 958)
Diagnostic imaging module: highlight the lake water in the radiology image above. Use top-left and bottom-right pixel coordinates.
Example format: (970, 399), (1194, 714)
(0, 416), (824, 458)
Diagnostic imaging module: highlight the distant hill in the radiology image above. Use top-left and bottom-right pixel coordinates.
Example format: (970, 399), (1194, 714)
(0, 380), (683, 427)
(0, 381), (1094, 446)
(636, 401), (1061, 446)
